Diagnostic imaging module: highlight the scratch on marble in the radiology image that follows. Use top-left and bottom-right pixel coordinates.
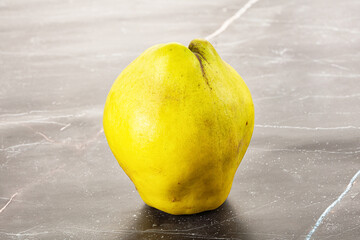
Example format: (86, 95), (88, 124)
(0, 142), (50, 151)
(0, 197), (41, 206)
(65, 226), (134, 234)
(0, 193), (18, 214)
(255, 124), (360, 130)
(205, 0), (260, 40)
(0, 108), (102, 130)
(312, 59), (350, 71)
(0, 113), (75, 120)
(20, 126), (104, 152)
(13, 225), (44, 235)
(244, 199), (279, 213)
(329, 63), (350, 71)
(305, 170), (360, 240)
(36, 132), (55, 143)
(0, 110), (49, 117)
(250, 147), (360, 155)
(0, 231), (49, 236)
(0, 119), (68, 128)
(60, 123), (71, 131)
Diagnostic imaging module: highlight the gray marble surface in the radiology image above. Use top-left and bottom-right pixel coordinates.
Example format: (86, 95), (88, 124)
(1, 0), (360, 239)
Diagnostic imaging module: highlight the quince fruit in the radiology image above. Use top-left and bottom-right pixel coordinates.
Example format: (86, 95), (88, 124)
(103, 39), (254, 215)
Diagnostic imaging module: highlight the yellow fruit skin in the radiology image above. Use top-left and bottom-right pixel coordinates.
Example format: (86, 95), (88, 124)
(103, 39), (254, 215)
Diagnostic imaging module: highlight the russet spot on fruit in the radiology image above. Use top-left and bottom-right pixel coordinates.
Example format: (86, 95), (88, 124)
(103, 39), (254, 215)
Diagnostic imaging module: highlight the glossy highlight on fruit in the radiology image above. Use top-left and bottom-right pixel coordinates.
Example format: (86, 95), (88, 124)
(103, 39), (254, 215)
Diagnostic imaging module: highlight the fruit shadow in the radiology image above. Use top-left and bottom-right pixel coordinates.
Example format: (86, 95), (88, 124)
(120, 200), (254, 240)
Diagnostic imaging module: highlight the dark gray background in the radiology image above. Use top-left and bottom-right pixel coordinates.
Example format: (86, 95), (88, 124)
(1, 0), (359, 239)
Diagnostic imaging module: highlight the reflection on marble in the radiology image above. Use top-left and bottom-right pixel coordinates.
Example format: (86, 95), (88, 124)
(1, 0), (360, 239)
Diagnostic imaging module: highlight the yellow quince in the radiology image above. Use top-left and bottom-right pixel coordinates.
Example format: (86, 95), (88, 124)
(103, 39), (254, 215)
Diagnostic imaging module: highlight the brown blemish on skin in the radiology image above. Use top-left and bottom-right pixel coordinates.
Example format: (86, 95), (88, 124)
(194, 53), (205, 75)
(246, 121), (248, 126)
(172, 197), (178, 202)
(203, 118), (214, 128)
(194, 53), (212, 90)
(237, 140), (243, 155)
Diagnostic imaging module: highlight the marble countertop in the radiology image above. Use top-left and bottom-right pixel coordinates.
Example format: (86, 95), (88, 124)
(1, 0), (359, 239)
